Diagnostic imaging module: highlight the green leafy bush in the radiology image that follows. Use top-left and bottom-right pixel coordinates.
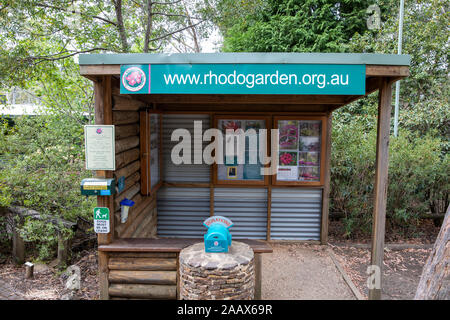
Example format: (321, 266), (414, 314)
(330, 119), (449, 238)
(0, 110), (95, 260)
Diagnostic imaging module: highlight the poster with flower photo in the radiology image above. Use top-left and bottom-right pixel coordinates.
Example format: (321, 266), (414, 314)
(277, 119), (322, 183)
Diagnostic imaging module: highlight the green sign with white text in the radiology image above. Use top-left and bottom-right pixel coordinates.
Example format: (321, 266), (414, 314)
(94, 207), (110, 234)
(120, 64), (365, 95)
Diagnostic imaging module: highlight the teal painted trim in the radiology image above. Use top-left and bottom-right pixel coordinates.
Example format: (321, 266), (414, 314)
(79, 53), (411, 66)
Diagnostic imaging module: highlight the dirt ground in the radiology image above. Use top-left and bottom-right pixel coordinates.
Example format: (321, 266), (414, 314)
(262, 242), (355, 300)
(0, 249), (98, 300)
(330, 244), (431, 300)
(0, 241), (433, 300)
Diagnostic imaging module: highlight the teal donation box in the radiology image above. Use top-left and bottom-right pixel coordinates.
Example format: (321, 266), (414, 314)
(203, 216), (233, 253)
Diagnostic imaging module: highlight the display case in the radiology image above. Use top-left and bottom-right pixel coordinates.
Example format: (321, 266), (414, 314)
(140, 110), (162, 195)
(214, 116), (270, 185)
(273, 116), (326, 186)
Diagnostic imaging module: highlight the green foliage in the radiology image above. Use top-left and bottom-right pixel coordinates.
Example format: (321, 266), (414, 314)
(0, 56), (96, 259)
(220, 0), (395, 52)
(349, 0), (450, 141)
(331, 117), (449, 238)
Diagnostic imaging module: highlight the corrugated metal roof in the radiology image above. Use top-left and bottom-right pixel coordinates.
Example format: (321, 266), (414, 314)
(79, 52), (411, 66)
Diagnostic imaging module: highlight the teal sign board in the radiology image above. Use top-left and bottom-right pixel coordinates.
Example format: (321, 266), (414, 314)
(120, 64), (365, 95)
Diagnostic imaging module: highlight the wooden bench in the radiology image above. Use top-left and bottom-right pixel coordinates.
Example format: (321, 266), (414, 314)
(99, 238), (272, 300)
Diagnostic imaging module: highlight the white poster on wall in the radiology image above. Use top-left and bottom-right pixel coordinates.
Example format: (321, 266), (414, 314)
(277, 166), (298, 181)
(84, 125), (115, 171)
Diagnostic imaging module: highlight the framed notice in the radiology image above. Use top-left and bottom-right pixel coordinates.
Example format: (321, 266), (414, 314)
(214, 115), (269, 186)
(84, 125), (115, 171)
(274, 116), (326, 186)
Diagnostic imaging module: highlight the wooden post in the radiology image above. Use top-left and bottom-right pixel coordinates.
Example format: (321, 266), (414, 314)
(320, 114), (332, 244)
(25, 262), (34, 279)
(98, 251), (109, 300)
(266, 186), (271, 241)
(254, 253), (262, 299)
(57, 232), (72, 267)
(95, 76), (114, 245)
(369, 78), (393, 300)
(12, 222), (25, 265)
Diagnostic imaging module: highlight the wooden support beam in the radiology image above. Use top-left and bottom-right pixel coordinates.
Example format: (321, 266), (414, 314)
(266, 186), (272, 241)
(98, 251), (109, 300)
(254, 253), (262, 299)
(320, 114), (332, 244)
(366, 65), (409, 77)
(81, 64), (409, 78)
(140, 94), (348, 105)
(369, 78), (393, 300)
(94, 76), (114, 245)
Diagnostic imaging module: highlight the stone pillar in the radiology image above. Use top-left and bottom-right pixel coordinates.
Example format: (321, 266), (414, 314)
(179, 241), (255, 300)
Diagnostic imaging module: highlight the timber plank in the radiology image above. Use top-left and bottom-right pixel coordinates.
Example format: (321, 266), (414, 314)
(109, 284), (176, 299)
(115, 124), (139, 140)
(113, 111), (140, 125)
(108, 257), (177, 271)
(109, 270), (177, 285)
(99, 238), (273, 253)
(113, 95), (146, 111)
(115, 136), (139, 154)
(114, 160), (140, 180)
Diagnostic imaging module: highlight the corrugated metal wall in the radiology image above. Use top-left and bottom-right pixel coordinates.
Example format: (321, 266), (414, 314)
(214, 188), (268, 239)
(162, 114), (210, 183)
(157, 114), (323, 241)
(270, 188), (322, 240)
(157, 187), (210, 238)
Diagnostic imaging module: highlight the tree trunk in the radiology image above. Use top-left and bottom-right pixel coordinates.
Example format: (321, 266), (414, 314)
(415, 205), (449, 300)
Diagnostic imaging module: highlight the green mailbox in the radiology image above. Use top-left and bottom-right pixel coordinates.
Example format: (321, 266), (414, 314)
(81, 178), (116, 196)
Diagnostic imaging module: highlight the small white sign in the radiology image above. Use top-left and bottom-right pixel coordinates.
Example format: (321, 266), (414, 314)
(277, 166), (298, 180)
(85, 125), (115, 171)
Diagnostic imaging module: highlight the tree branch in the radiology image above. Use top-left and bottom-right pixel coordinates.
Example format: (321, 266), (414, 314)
(143, 0), (153, 53)
(34, 3), (117, 26)
(147, 20), (204, 43)
(112, 0), (129, 52)
(152, 0), (182, 5)
(26, 48), (111, 64)
(151, 12), (203, 20)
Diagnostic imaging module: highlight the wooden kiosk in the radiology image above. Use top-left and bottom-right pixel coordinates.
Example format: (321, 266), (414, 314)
(79, 53), (410, 300)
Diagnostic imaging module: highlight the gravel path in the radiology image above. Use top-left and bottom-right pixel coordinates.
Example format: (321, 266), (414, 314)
(262, 242), (355, 300)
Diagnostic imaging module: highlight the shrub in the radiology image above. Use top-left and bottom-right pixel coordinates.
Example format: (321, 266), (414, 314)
(330, 120), (449, 238)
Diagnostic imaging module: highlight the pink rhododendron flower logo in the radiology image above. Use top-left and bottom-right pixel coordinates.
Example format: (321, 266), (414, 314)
(96, 128), (103, 134)
(122, 66), (146, 92)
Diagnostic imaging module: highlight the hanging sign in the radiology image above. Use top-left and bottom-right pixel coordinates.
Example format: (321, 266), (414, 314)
(84, 125), (115, 171)
(120, 64), (365, 95)
(93, 207), (110, 234)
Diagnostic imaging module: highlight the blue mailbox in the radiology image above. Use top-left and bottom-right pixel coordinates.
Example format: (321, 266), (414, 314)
(203, 216), (233, 253)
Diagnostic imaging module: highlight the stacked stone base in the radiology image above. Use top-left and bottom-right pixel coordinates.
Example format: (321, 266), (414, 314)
(179, 242), (255, 300)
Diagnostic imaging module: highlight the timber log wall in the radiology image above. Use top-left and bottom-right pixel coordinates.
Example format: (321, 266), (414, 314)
(111, 89), (157, 239)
